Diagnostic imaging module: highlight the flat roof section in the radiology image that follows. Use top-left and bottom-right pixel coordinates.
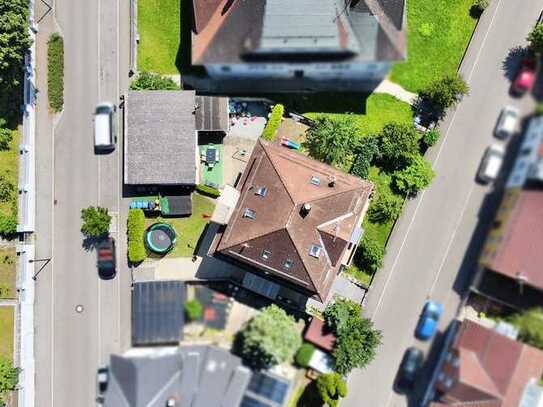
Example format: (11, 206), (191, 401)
(132, 280), (186, 346)
(195, 95), (229, 132)
(125, 91), (197, 185)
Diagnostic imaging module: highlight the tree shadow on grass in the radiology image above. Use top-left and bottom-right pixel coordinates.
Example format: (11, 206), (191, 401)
(297, 380), (323, 407)
(502, 46), (526, 82)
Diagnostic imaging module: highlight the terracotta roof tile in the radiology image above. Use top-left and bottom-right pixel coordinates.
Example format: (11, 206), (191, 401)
(304, 318), (336, 351)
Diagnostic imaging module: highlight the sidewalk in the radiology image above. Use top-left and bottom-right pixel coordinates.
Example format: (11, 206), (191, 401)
(374, 78), (418, 105)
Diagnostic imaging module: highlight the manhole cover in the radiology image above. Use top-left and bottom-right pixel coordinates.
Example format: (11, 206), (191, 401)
(75, 304), (84, 313)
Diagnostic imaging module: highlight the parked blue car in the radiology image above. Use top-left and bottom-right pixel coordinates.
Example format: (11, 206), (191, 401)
(415, 300), (443, 340)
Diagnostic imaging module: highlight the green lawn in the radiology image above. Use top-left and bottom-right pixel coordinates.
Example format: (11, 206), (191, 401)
(0, 128), (20, 218)
(0, 248), (16, 299)
(0, 306), (14, 360)
(138, 0), (180, 74)
(390, 0), (477, 92)
(145, 192), (215, 257)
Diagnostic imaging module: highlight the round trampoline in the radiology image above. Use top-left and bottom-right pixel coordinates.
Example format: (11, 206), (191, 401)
(145, 223), (177, 254)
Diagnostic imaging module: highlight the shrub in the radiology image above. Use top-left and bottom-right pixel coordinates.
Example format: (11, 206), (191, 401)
(129, 71), (179, 90)
(527, 23), (543, 54)
(316, 373), (347, 407)
(536, 102), (543, 116)
(377, 122), (420, 170)
(422, 128), (441, 147)
(509, 308), (543, 350)
(324, 298), (361, 334)
(294, 343), (315, 368)
(81, 206), (111, 237)
(196, 183), (221, 198)
(261, 104), (284, 141)
(47, 33), (64, 112)
(0, 211), (17, 236)
(184, 299), (203, 321)
(418, 22), (434, 38)
(392, 155), (436, 195)
(304, 116), (359, 168)
(127, 208), (146, 263)
(368, 192), (403, 224)
(0, 175), (14, 202)
(357, 235), (384, 275)
(419, 73), (469, 118)
(0, 357), (18, 404)
(351, 137), (379, 179)
(238, 304), (301, 369)
(0, 119), (12, 151)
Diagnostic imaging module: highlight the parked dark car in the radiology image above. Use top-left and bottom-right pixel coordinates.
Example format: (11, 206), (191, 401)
(395, 347), (423, 392)
(97, 238), (116, 279)
(97, 367), (109, 393)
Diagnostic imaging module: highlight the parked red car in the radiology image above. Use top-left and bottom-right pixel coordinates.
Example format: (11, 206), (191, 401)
(511, 55), (537, 96)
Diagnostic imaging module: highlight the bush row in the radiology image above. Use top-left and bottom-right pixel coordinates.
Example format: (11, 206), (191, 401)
(261, 104), (284, 141)
(127, 208), (146, 263)
(47, 33), (64, 112)
(196, 183), (221, 198)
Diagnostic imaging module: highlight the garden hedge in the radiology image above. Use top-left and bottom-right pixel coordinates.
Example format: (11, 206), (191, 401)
(294, 342), (315, 368)
(127, 208), (146, 263)
(261, 104), (284, 141)
(47, 33), (64, 112)
(196, 184), (221, 198)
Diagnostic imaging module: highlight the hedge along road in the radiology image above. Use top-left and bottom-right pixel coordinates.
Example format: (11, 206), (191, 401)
(343, 0), (542, 406)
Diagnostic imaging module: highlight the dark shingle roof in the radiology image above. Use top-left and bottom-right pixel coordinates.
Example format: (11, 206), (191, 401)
(125, 91), (197, 185)
(195, 95), (229, 132)
(216, 140), (373, 301)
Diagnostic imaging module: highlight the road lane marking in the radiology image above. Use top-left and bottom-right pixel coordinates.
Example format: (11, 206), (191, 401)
(116, 0), (121, 348)
(51, 107), (56, 407)
(97, 0), (102, 369)
(371, 0), (503, 321)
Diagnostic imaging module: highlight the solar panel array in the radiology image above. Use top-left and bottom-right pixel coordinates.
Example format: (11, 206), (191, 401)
(240, 371), (290, 407)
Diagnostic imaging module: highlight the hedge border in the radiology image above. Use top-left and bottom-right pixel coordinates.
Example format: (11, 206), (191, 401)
(47, 33), (64, 112)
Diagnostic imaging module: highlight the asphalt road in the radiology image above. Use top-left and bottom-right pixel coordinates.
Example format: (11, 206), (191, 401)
(33, 1), (131, 406)
(343, 1), (542, 406)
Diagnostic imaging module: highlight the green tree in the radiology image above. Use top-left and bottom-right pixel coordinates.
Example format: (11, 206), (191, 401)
(316, 372), (348, 407)
(368, 191), (403, 224)
(0, 357), (18, 403)
(509, 308), (543, 349)
(324, 298), (361, 334)
(294, 343), (315, 368)
(0, 119), (13, 151)
(392, 155), (436, 195)
(0, 0), (32, 88)
(419, 73), (469, 117)
(422, 128), (441, 147)
(261, 104), (284, 141)
(129, 71), (179, 90)
(80, 206), (111, 237)
(351, 136), (379, 179)
(377, 122), (420, 169)
(238, 304), (301, 369)
(357, 235), (384, 275)
(304, 117), (358, 168)
(184, 299), (203, 322)
(333, 316), (382, 375)
(0, 211), (17, 236)
(471, 0), (490, 14)
(527, 23), (543, 54)
(0, 175), (14, 202)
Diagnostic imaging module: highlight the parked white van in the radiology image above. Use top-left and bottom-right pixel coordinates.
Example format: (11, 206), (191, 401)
(477, 144), (505, 184)
(94, 102), (116, 152)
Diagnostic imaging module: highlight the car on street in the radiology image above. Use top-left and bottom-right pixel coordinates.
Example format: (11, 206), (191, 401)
(415, 300), (443, 340)
(97, 367), (109, 393)
(394, 347), (424, 392)
(94, 102), (116, 152)
(511, 55), (537, 96)
(495, 105), (520, 139)
(97, 238), (116, 279)
(477, 143), (506, 184)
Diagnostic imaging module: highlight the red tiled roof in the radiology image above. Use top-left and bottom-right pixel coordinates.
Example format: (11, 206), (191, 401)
(436, 319), (543, 407)
(216, 140), (373, 301)
(304, 318), (336, 352)
(489, 189), (543, 291)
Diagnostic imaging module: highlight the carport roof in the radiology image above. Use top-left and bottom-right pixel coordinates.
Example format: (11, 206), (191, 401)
(125, 91), (197, 185)
(132, 280), (185, 346)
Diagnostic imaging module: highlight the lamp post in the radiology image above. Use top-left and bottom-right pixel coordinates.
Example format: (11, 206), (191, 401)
(30, 257), (52, 281)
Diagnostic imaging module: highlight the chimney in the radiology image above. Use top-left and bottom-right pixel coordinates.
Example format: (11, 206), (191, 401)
(300, 203), (312, 217)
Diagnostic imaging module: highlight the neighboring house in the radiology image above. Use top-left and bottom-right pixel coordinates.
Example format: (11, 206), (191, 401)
(102, 346), (292, 407)
(211, 139), (373, 309)
(430, 319), (543, 407)
(472, 116), (543, 311)
(186, 0), (406, 93)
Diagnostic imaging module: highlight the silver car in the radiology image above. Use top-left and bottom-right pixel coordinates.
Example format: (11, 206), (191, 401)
(495, 105), (519, 139)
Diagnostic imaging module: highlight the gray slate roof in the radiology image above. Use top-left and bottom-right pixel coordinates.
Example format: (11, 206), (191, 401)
(125, 91), (197, 185)
(104, 346), (251, 407)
